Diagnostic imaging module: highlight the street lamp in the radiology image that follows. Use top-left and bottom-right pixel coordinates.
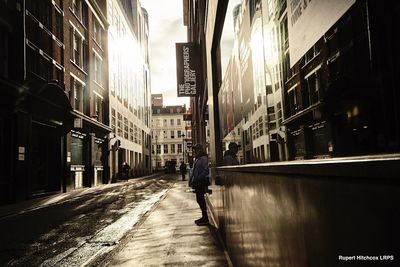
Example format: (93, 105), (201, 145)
(181, 133), (185, 163)
(154, 135), (158, 172)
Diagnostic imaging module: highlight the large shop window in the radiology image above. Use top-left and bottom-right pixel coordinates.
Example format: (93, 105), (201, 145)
(71, 135), (84, 165)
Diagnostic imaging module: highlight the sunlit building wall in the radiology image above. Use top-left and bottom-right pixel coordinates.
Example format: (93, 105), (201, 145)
(219, 1), (286, 164)
(107, 0), (151, 180)
(65, 0), (111, 189)
(151, 105), (190, 169)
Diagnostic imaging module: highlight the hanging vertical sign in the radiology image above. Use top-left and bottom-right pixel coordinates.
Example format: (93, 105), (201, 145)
(175, 43), (201, 97)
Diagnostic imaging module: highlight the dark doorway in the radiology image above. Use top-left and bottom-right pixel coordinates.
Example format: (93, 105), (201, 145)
(31, 122), (61, 195)
(270, 140), (279, 162)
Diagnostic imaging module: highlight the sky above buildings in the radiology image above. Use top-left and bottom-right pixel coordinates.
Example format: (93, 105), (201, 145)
(141, 0), (241, 107)
(141, 0), (188, 107)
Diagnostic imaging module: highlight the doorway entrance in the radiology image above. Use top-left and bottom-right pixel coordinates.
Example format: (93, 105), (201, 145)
(31, 122), (61, 195)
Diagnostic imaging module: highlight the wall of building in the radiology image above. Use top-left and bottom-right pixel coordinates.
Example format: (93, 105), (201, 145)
(108, 0), (151, 180)
(151, 105), (191, 170)
(210, 155), (400, 266)
(64, 0), (111, 190)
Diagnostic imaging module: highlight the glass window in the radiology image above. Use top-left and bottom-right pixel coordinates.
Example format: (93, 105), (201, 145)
(93, 20), (102, 47)
(171, 144), (175, 154)
(71, 77), (85, 113)
(129, 122), (133, 141)
(171, 130), (175, 139)
(111, 108), (116, 134)
(71, 137), (83, 164)
(117, 112), (122, 137)
(124, 117), (128, 139)
(164, 144), (168, 154)
(70, 0), (84, 23)
(70, 27), (84, 68)
(94, 94), (103, 121)
(94, 54), (102, 85)
(170, 119), (174, 126)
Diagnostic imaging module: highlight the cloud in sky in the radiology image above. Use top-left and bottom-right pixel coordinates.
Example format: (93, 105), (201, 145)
(141, 0), (189, 107)
(141, 0), (241, 107)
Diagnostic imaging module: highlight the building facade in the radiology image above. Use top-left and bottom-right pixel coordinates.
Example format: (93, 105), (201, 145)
(184, 1), (400, 265)
(64, 0), (111, 190)
(151, 104), (191, 170)
(185, 0), (400, 166)
(107, 0), (151, 180)
(1, 0), (73, 204)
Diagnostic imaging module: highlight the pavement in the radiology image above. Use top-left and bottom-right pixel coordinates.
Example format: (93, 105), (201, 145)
(106, 180), (230, 267)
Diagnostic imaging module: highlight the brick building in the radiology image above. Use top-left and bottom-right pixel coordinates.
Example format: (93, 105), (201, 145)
(63, 0), (111, 190)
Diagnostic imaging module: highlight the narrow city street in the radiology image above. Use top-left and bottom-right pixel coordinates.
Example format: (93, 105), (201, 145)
(0, 173), (179, 266)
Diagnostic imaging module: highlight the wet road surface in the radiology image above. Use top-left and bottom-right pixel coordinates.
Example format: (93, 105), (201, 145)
(0, 174), (177, 266)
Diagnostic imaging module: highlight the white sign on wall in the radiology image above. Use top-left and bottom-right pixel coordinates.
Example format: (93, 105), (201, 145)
(287, 0), (356, 67)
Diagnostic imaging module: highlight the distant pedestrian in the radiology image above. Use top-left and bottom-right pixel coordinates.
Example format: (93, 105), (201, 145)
(223, 142), (239, 166)
(179, 161), (187, 181)
(122, 162), (130, 180)
(189, 143), (210, 226)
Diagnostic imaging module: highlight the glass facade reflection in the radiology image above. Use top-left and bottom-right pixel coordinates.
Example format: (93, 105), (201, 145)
(218, 0), (400, 162)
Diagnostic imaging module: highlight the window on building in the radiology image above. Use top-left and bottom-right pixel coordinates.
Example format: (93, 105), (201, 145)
(70, 27), (84, 68)
(94, 54), (103, 85)
(177, 119), (181, 126)
(71, 136), (83, 164)
(277, 102), (283, 124)
(117, 112), (122, 137)
(267, 107), (276, 130)
(156, 144), (161, 154)
(93, 20), (102, 47)
(134, 125), (138, 143)
(71, 77), (85, 113)
(163, 119), (167, 127)
(171, 144), (175, 154)
(70, 0), (85, 24)
(288, 85), (301, 116)
(177, 130), (182, 138)
(93, 93), (103, 122)
(171, 130), (175, 139)
(305, 69), (322, 106)
(129, 122), (134, 141)
(170, 119), (174, 126)
(111, 108), (116, 134)
(163, 130), (167, 139)
(164, 144), (168, 154)
(124, 117), (128, 139)
(177, 144), (182, 153)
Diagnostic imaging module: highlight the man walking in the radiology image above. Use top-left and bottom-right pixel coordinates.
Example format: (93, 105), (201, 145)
(179, 161), (187, 181)
(189, 143), (210, 226)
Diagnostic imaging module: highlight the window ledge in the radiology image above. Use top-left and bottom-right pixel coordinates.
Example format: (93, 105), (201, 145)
(70, 60), (88, 75)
